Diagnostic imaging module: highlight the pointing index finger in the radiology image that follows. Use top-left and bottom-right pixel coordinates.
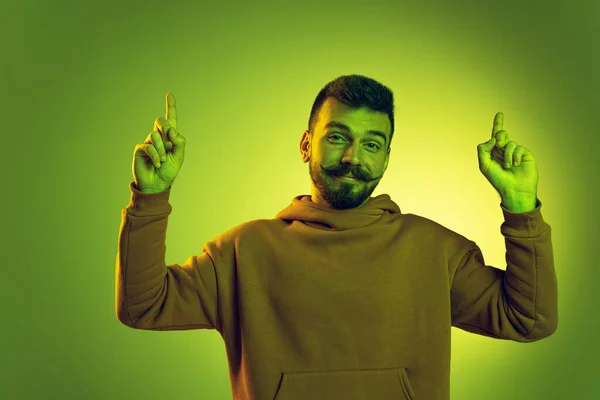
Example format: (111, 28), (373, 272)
(166, 93), (177, 129)
(492, 112), (503, 138)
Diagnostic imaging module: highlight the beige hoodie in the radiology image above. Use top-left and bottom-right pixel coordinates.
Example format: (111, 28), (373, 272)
(115, 181), (558, 399)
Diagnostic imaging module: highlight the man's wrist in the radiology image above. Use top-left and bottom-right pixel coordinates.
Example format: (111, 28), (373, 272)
(501, 192), (537, 213)
(135, 183), (171, 194)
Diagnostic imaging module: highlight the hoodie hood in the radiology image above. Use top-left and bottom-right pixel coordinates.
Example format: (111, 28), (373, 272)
(275, 194), (401, 231)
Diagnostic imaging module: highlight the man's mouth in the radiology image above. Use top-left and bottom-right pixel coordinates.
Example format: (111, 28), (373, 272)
(337, 174), (360, 182)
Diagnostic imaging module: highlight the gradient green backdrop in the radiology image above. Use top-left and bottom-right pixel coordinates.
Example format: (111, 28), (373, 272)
(3, 0), (598, 398)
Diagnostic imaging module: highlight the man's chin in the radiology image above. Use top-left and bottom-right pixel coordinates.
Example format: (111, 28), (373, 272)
(323, 190), (367, 209)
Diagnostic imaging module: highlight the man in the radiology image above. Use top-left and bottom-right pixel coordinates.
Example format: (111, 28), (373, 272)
(116, 75), (558, 399)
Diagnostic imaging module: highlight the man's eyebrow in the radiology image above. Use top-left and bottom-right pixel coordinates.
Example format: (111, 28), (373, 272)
(324, 121), (387, 145)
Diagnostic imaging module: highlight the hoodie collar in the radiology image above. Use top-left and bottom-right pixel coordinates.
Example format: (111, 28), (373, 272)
(275, 194), (401, 231)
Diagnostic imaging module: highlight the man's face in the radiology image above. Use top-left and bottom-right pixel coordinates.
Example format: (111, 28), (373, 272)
(300, 97), (391, 210)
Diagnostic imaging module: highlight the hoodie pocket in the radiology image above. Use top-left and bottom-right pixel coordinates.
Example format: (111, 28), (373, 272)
(273, 368), (416, 400)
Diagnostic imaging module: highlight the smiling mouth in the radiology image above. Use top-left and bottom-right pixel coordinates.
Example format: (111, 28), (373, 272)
(337, 175), (360, 182)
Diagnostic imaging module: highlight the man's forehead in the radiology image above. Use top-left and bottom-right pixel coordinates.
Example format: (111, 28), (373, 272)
(319, 97), (390, 132)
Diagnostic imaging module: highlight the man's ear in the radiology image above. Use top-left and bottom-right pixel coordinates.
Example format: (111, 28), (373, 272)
(382, 146), (391, 173)
(300, 130), (311, 163)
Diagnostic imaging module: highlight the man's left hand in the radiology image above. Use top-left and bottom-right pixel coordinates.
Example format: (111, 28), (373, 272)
(477, 112), (539, 203)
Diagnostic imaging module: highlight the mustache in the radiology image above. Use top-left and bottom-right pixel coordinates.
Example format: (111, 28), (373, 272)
(321, 165), (371, 181)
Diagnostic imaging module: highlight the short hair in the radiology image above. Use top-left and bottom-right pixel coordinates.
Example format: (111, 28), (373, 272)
(307, 74), (395, 149)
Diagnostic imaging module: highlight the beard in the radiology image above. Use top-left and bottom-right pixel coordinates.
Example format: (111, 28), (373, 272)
(308, 158), (379, 210)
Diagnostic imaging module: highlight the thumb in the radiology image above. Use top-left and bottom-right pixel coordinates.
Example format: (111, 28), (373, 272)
(477, 137), (495, 163)
(478, 137), (496, 152)
(168, 127), (186, 159)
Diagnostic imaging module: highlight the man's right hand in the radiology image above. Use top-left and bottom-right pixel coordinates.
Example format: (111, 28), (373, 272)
(132, 93), (186, 193)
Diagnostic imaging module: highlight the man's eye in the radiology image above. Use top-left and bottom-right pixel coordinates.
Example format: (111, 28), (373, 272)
(330, 135), (380, 150)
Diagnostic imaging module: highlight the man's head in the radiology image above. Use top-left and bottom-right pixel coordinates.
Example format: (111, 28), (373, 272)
(299, 75), (395, 210)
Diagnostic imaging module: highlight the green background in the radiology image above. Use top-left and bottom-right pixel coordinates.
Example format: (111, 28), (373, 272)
(3, 0), (598, 398)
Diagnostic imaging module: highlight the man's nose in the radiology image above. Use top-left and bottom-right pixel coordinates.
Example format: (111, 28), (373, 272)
(340, 143), (364, 166)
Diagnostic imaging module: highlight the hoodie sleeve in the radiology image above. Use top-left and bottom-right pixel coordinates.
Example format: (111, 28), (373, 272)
(450, 198), (558, 342)
(115, 182), (220, 332)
